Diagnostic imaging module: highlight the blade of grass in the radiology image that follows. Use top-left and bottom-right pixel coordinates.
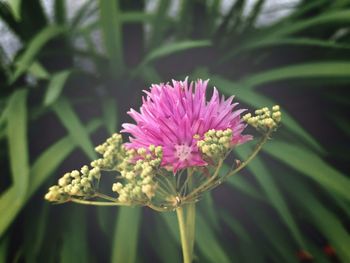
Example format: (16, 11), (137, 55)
(147, 0), (170, 49)
(268, 10), (350, 39)
(199, 193), (220, 229)
(243, 62), (350, 90)
(99, 0), (124, 75)
(52, 97), (96, 160)
(22, 204), (49, 263)
(70, 0), (96, 29)
(0, 235), (9, 263)
(111, 207), (141, 263)
(120, 12), (153, 23)
(10, 26), (65, 83)
(60, 207), (90, 263)
(102, 97), (118, 135)
(133, 40), (211, 79)
(264, 140), (350, 202)
(220, 210), (251, 243)
(196, 211), (231, 263)
(5, 0), (21, 20)
(54, 0), (65, 24)
(142, 40), (211, 66)
(44, 69), (72, 106)
(244, 0), (265, 29)
(149, 217), (180, 263)
(28, 62), (49, 80)
(0, 90), (28, 237)
(226, 38), (350, 60)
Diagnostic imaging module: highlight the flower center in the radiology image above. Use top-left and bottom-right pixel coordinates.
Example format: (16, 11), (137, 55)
(175, 144), (192, 161)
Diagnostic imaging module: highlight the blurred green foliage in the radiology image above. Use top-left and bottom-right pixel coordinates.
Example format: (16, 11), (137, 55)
(1, 0), (350, 262)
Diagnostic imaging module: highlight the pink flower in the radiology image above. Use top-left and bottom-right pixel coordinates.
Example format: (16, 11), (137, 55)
(122, 79), (251, 172)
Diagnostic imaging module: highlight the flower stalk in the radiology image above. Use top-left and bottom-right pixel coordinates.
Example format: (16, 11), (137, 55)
(176, 203), (196, 263)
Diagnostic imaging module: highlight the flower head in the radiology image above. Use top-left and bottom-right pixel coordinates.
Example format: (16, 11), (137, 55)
(122, 79), (251, 172)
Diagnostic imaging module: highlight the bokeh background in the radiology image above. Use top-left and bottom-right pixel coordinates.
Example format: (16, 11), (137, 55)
(1, 0), (350, 262)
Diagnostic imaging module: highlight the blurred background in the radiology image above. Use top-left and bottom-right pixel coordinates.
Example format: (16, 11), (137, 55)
(1, 0), (350, 262)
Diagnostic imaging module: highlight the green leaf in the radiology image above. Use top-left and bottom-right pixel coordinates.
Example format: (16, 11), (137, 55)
(0, 90), (28, 237)
(6, 89), (29, 196)
(52, 97), (96, 160)
(54, 0), (66, 24)
(199, 193), (220, 229)
(149, 217), (180, 263)
(70, 0), (97, 29)
(142, 40), (211, 66)
(27, 62), (50, 80)
(5, 0), (21, 20)
(99, 0), (124, 75)
(235, 144), (305, 247)
(120, 12), (153, 23)
(268, 10), (350, 39)
(111, 208), (141, 263)
(161, 212), (180, 243)
(10, 26), (65, 83)
(148, 0), (170, 49)
(44, 70), (72, 106)
(263, 140), (350, 202)
(243, 62), (350, 89)
(60, 207), (90, 263)
(22, 204), (49, 263)
(0, 235), (9, 263)
(102, 97), (118, 135)
(226, 38), (350, 60)
(196, 211), (231, 263)
(220, 210), (251, 243)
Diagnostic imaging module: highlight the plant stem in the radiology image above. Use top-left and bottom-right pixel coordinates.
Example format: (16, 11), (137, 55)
(70, 198), (129, 206)
(176, 203), (196, 263)
(223, 130), (272, 179)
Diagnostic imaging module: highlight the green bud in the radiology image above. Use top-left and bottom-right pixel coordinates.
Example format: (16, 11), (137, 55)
(272, 105), (280, 111)
(58, 178), (67, 187)
(137, 148), (147, 155)
(112, 182), (123, 192)
(71, 170), (80, 178)
(149, 145), (155, 152)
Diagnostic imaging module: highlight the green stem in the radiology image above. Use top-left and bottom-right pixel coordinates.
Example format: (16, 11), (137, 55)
(70, 198), (129, 206)
(95, 192), (119, 202)
(183, 159), (223, 202)
(176, 203), (196, 263)
(223, 130), (272, 179)
(186, 203), (196, 260)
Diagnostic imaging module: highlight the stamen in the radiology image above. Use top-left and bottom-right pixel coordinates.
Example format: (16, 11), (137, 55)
(175, 144), (192, 161)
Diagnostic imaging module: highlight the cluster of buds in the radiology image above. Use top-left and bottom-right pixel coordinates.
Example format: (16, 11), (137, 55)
(197, 128), (233, 160)
(91, 133), (124, 170)
(44, 165), (100, 202)
(242, 105), (281, 132)
(112, 145), (163, 203)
